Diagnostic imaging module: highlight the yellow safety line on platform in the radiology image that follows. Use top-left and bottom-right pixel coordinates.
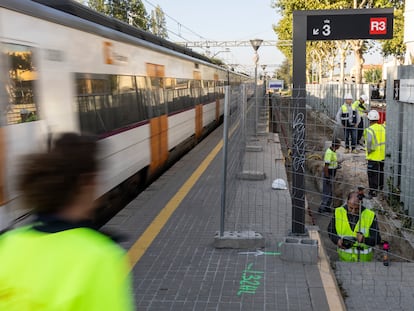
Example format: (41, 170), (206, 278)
(127, 140), (224, 270)
(309, 229), (347, 311)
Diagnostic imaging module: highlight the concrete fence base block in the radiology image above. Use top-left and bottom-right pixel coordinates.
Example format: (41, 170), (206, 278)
(280, 237), (319, 264)
(257, 131), (267, 136)
(214, 230), (265, 249)
(237, 170), (266, 180)
(246, 145), (263, 152)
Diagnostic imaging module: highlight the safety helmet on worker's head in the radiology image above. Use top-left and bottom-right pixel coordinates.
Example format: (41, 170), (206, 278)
(332, 138), (341, 147)
(344, 93), (353, 100)
(360, 94), (369, 102)
(367, 110), (380, 121)
(272, 178), (287, 190)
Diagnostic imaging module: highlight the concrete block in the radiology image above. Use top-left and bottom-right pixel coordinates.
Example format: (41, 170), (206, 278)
(237, 170), (266, 180)
(257, 131), (267, 136)
(280, 237), (319, 264)
(246, 145), (263, 152)
(214, 230), (265, 249)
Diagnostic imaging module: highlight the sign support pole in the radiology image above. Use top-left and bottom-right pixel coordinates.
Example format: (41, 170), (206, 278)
(291, 11), (307, 234)
(290, 8), (393, 235)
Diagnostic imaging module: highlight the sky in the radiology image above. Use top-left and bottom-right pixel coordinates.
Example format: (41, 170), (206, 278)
(142, 0), (383, 75)
(142, 0), (284, 74)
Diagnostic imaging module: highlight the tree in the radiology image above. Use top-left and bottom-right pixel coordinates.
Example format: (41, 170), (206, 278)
(271, 0), (404, 84)
(363, 67), (382, 83)
(381, 6), (405, 61)
(149, 5), (168, 38)
(127, 0), (149, 30)
(87, 0), (149, 30)
(276, 58), (292, 89)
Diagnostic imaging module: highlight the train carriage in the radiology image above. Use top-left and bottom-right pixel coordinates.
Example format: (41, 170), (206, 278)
(0, 0), (250, 229)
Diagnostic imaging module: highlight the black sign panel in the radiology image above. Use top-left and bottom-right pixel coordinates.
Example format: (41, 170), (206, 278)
(307, 13), (393, 41)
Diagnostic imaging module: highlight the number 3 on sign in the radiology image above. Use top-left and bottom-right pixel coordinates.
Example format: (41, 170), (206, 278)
(322, 24), (331, 36)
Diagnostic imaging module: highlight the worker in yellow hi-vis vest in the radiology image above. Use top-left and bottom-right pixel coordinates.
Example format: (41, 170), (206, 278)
(328, 191), (381, 262)
(336, 93), (360, 154)
(352, 94), (369, 146)
(0, 133), (134, 311)
(364, 109), (386, 199)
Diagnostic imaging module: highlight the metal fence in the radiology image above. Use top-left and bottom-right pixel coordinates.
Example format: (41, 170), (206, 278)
(219, 84), (293, 243)
(218, 76), (414, 309)
(220, 78), (414, 262)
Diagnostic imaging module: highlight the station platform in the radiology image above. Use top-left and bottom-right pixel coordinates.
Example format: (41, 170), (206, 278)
(103, 121), (345, 310)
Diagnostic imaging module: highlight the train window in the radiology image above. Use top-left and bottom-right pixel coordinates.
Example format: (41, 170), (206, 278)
(2, 44), (38, 125)
(76, 74), (149, 135)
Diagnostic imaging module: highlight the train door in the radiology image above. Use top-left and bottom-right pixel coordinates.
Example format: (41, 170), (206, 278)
(146, 63), (168, 175)
(0, 42), (45, 230)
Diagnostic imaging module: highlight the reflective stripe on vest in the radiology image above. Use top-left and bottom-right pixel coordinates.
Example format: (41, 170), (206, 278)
(335, 207), (375, 262)
(341, 104), (357, 125)
(364, 123), (386, 161)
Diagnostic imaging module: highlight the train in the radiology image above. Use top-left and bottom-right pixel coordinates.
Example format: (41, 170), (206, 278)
(0, 0), (252, 228)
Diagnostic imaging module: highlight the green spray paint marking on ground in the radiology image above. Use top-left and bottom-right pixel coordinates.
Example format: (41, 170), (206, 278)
(237, 263), (264, 296)
(238, 249), (281, 256)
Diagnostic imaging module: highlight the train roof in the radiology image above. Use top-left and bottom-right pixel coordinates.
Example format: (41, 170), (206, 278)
(3, 0), (212, 64)
(32, 0), (212, 63)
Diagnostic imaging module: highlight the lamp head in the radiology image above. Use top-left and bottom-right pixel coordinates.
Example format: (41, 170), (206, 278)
(250, 39), (263, 51)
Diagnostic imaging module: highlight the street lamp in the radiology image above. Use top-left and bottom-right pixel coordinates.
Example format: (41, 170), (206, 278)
(250, 39), (263, 134)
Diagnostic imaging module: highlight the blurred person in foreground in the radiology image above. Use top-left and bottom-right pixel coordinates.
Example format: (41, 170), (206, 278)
(328, 191), (381, 262)
(318, 138), (341, 213)
(364, 109), (386, 199)
(0, 133), (134, 311)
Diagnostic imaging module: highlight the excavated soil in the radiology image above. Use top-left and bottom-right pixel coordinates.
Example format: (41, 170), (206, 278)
(274, 97), (414, 262)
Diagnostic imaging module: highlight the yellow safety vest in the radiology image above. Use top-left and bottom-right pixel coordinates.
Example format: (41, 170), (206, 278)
(340, 104), (357, 126)
(352, 100), (367, 115)
(335, 207), (375, 262)
(0, 226), (134, 311)
(324, 147), (338, 170)
(363, 123), (386, 161)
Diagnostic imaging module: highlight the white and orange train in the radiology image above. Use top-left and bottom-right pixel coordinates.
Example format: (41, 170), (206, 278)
(0, 0), (251, 228)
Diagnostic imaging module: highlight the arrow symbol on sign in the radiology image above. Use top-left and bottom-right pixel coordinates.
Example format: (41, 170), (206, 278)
(238, 250), (281, 256)
(313, 28), (319, 35)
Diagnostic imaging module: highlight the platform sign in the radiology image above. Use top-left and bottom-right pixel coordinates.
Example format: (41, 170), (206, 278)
(307, 12), (393, 41)
(268, 80), (284, 90)
(291, 8), (393, 234)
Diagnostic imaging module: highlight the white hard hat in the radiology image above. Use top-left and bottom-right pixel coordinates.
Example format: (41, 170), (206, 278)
(344, 93), (353, 100)
(367, 110), (380, 121)
(272, 178), (287, 190)
(360, 94), (368, 101)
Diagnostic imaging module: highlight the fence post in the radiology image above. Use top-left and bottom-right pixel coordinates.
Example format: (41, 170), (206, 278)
(220, 86), (230, 236)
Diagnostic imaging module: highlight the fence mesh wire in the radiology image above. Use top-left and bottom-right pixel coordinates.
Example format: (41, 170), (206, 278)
(220, 82), (414, 266)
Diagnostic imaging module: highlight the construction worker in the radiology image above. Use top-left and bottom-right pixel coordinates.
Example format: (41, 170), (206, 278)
(352, 94), (369, 146)
(336, 93), (360, 154)
(319, 138), (341, 213)
(364, 109), (386, 198)
(0, 133), (134, 311)
(328, 191), (381, 262)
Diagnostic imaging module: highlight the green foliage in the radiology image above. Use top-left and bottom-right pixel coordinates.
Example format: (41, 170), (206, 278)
(363, 68), (382, 83)
(381, 8), (405, 59)
(276, 58), (292, 88)
(271, 0), (405, 65)
(87, 0), (149, 30)
(149, 5), (168, 38)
